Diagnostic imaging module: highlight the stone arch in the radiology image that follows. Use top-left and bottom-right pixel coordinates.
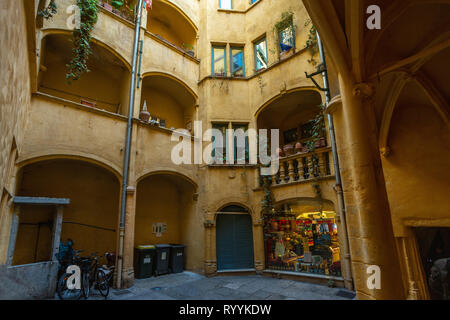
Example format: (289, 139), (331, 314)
(16, 152), (122, 182)
(254, 86), (322, 119)
(40, 29), (132, 72)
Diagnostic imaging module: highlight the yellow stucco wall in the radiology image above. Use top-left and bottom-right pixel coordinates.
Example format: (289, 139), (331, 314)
(2, 0), (343, 289)
(0, 0), (33, 264)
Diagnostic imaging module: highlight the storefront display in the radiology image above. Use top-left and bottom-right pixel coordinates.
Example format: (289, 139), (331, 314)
(264, 211), (342, 277)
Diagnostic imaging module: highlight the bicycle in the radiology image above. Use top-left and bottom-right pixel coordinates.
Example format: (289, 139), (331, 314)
(56, 251), (91, 300)
(86, 252), (110, 299)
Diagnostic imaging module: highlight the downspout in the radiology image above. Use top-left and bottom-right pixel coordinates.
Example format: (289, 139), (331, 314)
(316, 32), (354, 291)
(117, 0), (144, 289)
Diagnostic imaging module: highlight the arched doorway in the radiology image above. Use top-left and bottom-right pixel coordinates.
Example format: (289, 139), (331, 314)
(216, 205), (254, 270)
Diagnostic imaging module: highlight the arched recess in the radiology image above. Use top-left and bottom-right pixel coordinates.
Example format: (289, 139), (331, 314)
(147, 0), (197, 53)
(379, 70), (450, 154)
(12, 158), (120, 266)
(255, 88), (328, 157)
(38, 31), (132, 115)
(140, 73), (197, 130)
(215, 205), (255, 271)
(135, 171), (201, 271)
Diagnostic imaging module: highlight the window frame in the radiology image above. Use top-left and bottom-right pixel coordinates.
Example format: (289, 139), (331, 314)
(254, 37), (268, 72)
(219, 0), (233, 10)
(278, 22), (296, 55)
(212, 123), (228, 163)
(232, 123), (250, 163)
(230, 46), (245, 78)
(211, 45), (227, 77)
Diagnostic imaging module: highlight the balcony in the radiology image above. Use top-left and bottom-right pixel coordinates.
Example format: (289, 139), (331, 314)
(259, 147), (333, 188)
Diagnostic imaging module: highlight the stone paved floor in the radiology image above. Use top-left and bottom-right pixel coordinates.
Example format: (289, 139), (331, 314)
(85, 272), (356, 300)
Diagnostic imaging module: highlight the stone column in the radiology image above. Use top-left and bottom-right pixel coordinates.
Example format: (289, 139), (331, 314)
(121, 185), (136, 288)
(337, 77), (405, 299)
(203, 214), (217, 276)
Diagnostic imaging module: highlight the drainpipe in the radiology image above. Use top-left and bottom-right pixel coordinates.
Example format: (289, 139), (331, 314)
(316, 32), (354, 291)
(117, 0), (144, 289)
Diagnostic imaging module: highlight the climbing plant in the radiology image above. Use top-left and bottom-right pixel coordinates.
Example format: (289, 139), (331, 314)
(304, 20), (318, 66)
(66, 0), (99, 82)
(38, 0), (58, 19)
(274, 11), (295, 33)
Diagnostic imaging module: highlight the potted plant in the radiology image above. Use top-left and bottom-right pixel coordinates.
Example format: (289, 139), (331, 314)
(283, 143), (294, 156)
(182, 43), (195, 57)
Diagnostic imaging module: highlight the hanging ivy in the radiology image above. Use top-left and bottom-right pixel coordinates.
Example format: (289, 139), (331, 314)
(274, 11), (295, 32)
(38, 0), (58, 19)
(305, 23), (318, 65)
(66, 0), (99, 82)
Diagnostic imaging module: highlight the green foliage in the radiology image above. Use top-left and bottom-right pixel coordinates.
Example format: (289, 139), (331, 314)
(38, 0), (58, 20)
(305, 24), (318, 65)
(274, 11), (295, 32)
(261, 176), (275, 215)
(111, 0), (124, 9)
(66, 0), (99, 82)
(304, 103), (326, 153)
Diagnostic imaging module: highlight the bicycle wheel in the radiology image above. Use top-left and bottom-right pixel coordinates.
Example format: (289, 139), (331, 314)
(96, 269), (110, 298)
(57, 272), (83, 300)
(82, 271), (91, 299)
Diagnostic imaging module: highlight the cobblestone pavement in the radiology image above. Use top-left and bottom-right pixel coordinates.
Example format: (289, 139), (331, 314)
(85, 272), (356, 300)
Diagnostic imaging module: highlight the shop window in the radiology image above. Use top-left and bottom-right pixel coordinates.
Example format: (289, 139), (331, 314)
(279, 23), (295, 59)
(264, 207), (342, 277)
(230, 47), (245, 77)
(219, 0), (232, 10)
(254, 37), (268, 72)
(212, 46), (227, 77)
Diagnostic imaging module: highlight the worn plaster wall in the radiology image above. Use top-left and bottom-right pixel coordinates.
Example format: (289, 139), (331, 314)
(0, 0), (33, 264)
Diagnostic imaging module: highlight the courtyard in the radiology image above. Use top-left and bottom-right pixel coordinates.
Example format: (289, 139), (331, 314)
(82, 272), (356, 300)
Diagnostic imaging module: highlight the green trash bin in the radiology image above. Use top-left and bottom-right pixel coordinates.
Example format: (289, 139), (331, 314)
(134, 245), (156, 279)
(154, 244), (171, 276)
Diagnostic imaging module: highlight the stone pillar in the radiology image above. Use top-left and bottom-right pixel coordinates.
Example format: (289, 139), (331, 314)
(6, 205), (20, 266)
(121, 185), (136, 288)
(203, 215), (217, 276)
(337, 77), (404, 299)
(253, 216), (264, 273)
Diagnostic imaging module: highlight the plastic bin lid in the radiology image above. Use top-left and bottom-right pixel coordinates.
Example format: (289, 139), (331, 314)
(136, 245), (155, 250)
(170, 244), (185, 248)
(155, 244), (171, 249)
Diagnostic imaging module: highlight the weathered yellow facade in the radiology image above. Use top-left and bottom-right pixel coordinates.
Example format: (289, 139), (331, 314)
(1, 0), (448, 300)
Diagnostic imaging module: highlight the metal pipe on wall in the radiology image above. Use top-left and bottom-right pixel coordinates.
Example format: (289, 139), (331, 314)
(316, 32), (354, 291)
(117, 0), (144, 289)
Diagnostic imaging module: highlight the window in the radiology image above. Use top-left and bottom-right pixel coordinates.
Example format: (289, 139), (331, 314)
(212, 123), (250, 164)
(212, 123), (228, 163)
(219, 0), (232, 10)
(250, 0), (259, 4)
(232, 124), (249, 163)
(230, 47), (245, 77)
(212, 46), (227, 77)
(279, 24), (295, 55)
(254, 38), (268, 72)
